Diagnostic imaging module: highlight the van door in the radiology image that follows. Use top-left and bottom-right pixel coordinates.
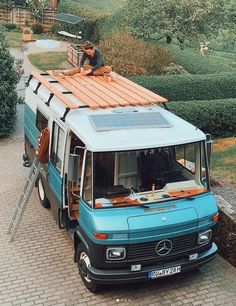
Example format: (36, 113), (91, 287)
(48, 119), (67, 205)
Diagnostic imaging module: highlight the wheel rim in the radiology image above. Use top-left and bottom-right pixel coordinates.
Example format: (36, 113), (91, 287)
(79, 252), (91, 283)
(38, 178), (45, 201)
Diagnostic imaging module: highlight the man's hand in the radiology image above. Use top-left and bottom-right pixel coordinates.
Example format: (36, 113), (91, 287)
(81, 68), (92, 76)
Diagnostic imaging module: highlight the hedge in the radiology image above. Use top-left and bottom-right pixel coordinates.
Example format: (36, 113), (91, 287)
(131, 73), (236, 102)
(162, 44), (236, 75)
(168, 99), (236, 137)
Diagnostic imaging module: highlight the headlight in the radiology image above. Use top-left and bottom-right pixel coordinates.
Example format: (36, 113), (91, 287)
(198, 229), (212, 244)
(106, 247), (126, 261)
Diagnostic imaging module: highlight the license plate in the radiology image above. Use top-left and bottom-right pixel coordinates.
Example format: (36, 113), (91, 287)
(148, 266), (181, 279)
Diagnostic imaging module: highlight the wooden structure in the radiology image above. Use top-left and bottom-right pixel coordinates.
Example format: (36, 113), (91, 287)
(67, 44), (84, 67)
(31, 70), (168, 110)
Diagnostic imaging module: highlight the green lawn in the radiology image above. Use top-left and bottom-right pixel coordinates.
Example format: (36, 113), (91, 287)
(70, 0), (119, 12)
(6, 31), (48, 48)
(28, 52), (67, 71)
(211, 138), (236, 186)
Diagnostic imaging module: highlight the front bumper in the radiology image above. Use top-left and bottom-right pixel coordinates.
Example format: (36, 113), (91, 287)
(88, 243), (217, 284)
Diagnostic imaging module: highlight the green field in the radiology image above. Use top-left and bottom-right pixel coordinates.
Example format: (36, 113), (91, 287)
(28, 52), (67, 71)
(158, 42), (236, 74)
(70, 0), (119, 12)
(211, 138), (236, 186)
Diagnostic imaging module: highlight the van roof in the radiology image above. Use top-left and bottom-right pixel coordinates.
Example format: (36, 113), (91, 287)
(27, 72), (205, 151)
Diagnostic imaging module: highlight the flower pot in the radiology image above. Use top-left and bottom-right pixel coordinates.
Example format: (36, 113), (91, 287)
(23, 33), (32, 42)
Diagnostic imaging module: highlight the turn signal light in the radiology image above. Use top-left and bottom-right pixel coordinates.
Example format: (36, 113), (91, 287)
(93, 232), (107, 240)
(212, 213), (219, 222)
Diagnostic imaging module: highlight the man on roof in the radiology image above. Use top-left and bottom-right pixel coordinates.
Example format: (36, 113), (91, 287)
(55, 41), (112, 77)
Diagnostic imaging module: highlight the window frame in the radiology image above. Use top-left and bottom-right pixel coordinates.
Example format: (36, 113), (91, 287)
(36, 108), (48, 132)
(50, 120), (67, 175)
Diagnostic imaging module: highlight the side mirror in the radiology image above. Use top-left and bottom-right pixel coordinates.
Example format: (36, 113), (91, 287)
(68, 154), (81, 183)
(206, 134), (213, 168)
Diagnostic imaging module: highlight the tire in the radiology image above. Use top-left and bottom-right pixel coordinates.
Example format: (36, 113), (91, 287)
(76, 243), (101, 292)
(37, 176), (50, 209)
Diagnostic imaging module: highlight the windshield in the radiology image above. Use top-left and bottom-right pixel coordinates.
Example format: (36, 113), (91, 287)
(83, 141), (209, 208)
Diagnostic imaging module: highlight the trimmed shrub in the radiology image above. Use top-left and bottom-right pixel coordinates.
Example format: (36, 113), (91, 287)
(2, 23), (17, 31)
(99, 32), (173, 76)
(161, 43), (236, 74)
(131, 73), (236, 101)
(169, 98), (236, 137)
(0, 25), (21, 137)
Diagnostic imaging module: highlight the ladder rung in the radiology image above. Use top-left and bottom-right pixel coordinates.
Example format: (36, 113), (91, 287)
(7, 156), (41, 241)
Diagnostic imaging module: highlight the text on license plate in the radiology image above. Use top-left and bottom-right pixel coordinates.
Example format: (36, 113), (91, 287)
(148, 266), (181, 279)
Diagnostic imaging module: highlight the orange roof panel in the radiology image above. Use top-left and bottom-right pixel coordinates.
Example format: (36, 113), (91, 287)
(30, 70), (168, 110)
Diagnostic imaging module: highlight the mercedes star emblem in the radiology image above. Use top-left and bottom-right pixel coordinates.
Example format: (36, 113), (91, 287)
(156, 239), (172, 256)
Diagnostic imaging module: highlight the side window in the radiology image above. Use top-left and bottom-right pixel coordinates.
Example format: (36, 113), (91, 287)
(176, 143), (196, 174)
(51, 122), (65, 174)
(36, 109), (48, 131)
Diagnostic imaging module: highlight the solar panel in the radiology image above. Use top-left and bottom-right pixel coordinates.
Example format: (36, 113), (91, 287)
(89, 112), (171, 131)
(53, 13), (85, 24)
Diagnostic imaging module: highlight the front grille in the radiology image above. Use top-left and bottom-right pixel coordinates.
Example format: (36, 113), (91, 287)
(127, 233), (198, 261)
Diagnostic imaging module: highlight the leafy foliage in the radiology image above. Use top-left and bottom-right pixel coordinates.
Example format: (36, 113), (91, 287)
(131, 73), (236, 101)
(26, 0), (47, 22)
(169, 98), (236, 137)
(99, 32), (173, 76)
(0, 25), (21, 137)
(120, 0), (229, 43)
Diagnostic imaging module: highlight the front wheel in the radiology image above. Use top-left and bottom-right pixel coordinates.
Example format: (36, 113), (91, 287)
(76, 243), (101, 292)
(37, 176), (50, 209)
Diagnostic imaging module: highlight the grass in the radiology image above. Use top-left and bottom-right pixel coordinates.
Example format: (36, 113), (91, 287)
(211, 138), (236, 186)
(28, 52), (67, 71)
(70, 0), (119, 12)
(6, 31), (48, 48)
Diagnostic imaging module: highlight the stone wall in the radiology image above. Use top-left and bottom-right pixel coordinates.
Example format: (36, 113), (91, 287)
(215, 195), (236, 267)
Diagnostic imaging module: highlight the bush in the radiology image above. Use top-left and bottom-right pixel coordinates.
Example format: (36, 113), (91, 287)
(99, 32), (173, 76)
(161, 63), (189, 75)
(131, 73), (236, 101)
(23, 27), (32, 34)
(31, 23), (44, 34)
(3, 23), (17, 31)
(162, 43), (236, 74)
(168, 98), (236, 137)
(0, 25), (21, 137)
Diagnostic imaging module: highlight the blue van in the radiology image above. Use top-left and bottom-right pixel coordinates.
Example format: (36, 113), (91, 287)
(24, 71), (218, 292)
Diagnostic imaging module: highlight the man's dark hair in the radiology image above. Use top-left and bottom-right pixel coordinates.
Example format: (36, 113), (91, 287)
(84, 41), (94, 50)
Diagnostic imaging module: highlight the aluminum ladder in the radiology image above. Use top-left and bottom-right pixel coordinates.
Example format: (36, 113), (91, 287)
(7, 157), (41, 242)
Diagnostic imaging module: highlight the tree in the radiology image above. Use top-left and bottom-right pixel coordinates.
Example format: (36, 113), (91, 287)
(26, 0), (47, 22)
(120, 0), (228, 44)
(0, 25), (21, 137)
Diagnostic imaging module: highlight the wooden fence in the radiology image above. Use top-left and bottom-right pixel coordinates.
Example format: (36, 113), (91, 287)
(0, 6), (58, 31)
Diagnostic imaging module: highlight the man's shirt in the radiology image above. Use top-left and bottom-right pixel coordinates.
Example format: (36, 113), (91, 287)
(79, 48), (104, 73)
